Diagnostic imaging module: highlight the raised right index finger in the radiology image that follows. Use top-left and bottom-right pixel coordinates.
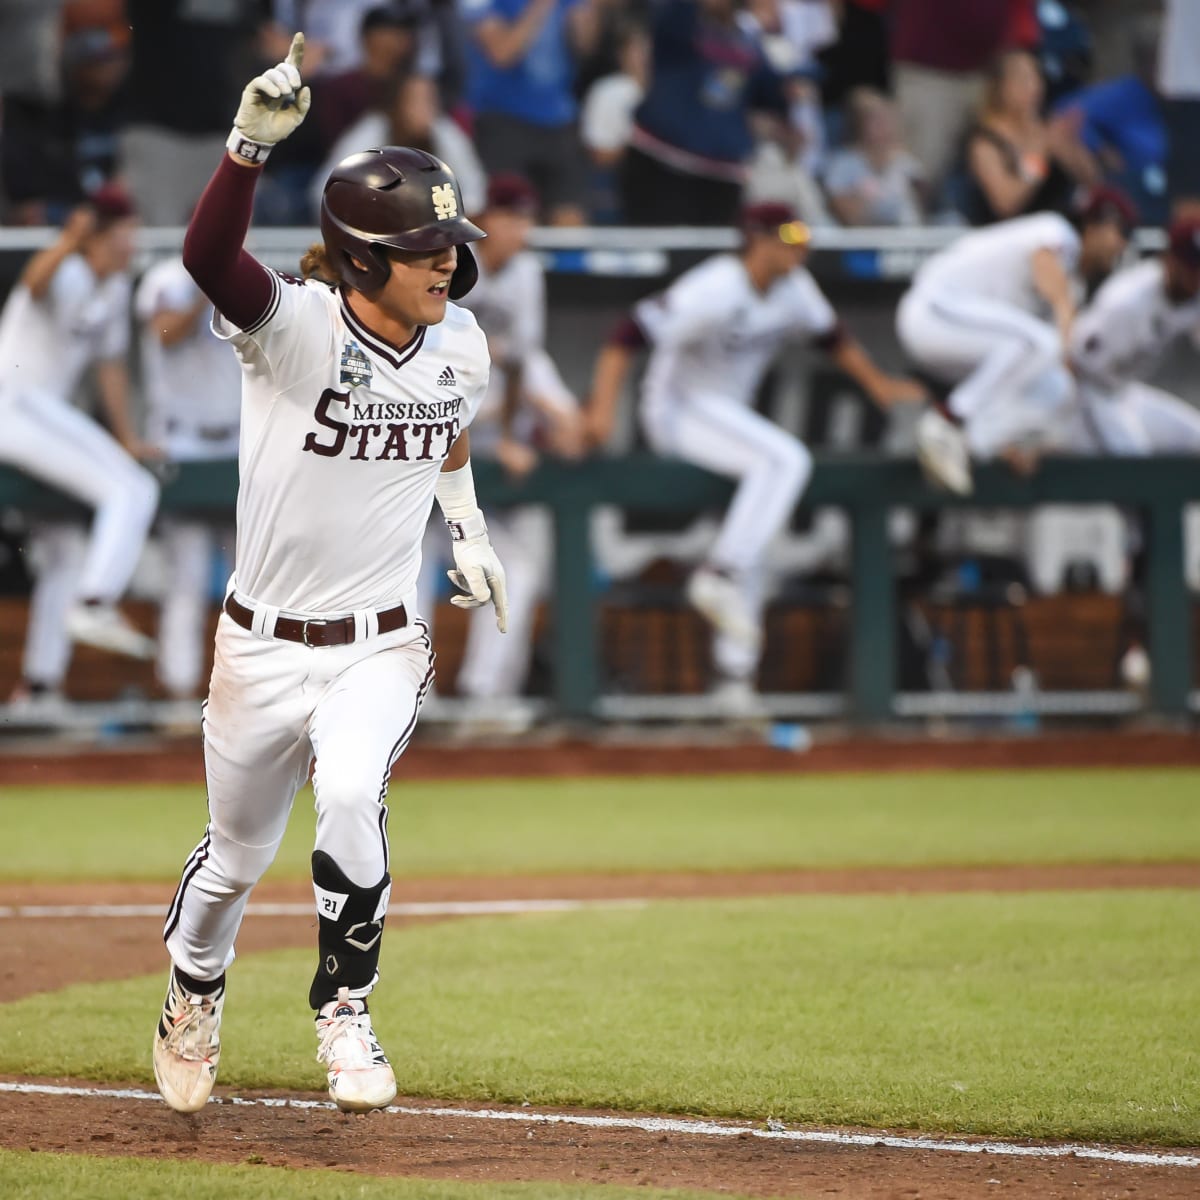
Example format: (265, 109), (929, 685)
(285, 31), (305, 72)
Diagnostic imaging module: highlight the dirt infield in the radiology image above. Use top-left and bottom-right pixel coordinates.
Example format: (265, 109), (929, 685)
(2, 865), (1198, 1197)
(3, 736), (1198, 1197)
(1, 1084), (1197, 1200)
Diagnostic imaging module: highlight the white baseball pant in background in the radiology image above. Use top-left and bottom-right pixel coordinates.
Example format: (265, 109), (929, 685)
(642, 390), (813, 680)
(1073, 381), (1200, 456)
(165, 607), (433, 983)
(0, 387), (159, 602)
(20, 522), (86, 687)
(157, 520), (235, 699)
(897, 288), (1074, 457)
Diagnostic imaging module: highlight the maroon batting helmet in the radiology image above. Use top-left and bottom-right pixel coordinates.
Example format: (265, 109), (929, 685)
(320, 146), (485, 298)
(1167, 215), (1200, 270)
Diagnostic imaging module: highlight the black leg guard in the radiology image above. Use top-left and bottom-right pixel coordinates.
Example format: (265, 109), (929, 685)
(309, 850), (391, 1010)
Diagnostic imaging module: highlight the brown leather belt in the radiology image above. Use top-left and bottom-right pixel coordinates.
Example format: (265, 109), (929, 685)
(223, 595), (407, 647)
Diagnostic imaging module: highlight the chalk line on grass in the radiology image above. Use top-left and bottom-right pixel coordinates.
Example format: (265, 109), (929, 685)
(0, 1081), (1195, 1170)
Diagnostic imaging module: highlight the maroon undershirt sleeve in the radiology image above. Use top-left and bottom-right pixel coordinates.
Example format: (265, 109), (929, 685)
(182, 155), (275, 331)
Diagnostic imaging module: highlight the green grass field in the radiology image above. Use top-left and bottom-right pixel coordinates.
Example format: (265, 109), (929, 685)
(2, 891), (1196, 1142)
(0, 1151), (775, 1200)
(3, 767), (1199, 880)
(1, 767), (1198, 1199)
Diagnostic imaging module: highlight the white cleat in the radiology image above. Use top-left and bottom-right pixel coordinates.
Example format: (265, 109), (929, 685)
(915, 408), (974, 496)
(152, 968), (223, 1113)
(685, 568), (762, 652)
(316, 987), (397, 1113)
(67, 603), (156, 660)
(709, 677), (770, 723)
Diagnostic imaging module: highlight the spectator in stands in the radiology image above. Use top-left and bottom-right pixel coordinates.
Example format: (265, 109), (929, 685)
(962, 49), (1098, 226)
(580, 20), (648, 172)
(1054, 17), (1167, 226)
(316, 3), (430, 152)
(622, 0), (789, 226)
(817, 0), (890, 106)
(580, 19), (649, 220)
(1, 26), (130, 226)
(462, 0), (601, 225)
(745, 0), (839, 176)
(823, 87), (925, 226)
(120, 0), (262, 225)
(1158, 0), (1200, 215)
(312, 73), (486, 217)
(890, 0), (1034, 193)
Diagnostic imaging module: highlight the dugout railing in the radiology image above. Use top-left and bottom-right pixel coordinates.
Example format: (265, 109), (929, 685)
(0, 455), (1196, 725)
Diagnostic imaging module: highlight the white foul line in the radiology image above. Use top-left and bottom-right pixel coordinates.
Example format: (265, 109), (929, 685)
(0, 899), (646, 920)
(0, 1081), (1195, 1170)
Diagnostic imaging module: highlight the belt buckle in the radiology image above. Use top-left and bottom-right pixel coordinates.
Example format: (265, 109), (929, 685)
(301, 618), (323, 647)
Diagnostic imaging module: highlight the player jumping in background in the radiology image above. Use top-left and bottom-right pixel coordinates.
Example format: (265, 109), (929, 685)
(586, 203), (923, 706)
(421, 174), (584, 718)
(898, 188), (1137, 496)
(0, 186), (160, 706)
(153, 35), (505, 1116)
(136, 255), (242, 706)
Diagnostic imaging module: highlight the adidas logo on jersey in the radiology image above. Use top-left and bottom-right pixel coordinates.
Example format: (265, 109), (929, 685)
(436, 366), (456, 387)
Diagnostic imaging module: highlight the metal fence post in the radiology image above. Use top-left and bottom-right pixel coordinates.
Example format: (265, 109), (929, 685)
(552, 494), (599, 720)
(849, 499), (895, 722)
(1145, 498), (1191, 716)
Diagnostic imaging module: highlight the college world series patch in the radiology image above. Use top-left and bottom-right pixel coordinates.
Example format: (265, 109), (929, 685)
(340, 340), (373, 389)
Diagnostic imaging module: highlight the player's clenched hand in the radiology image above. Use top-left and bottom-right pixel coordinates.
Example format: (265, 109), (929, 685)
(448, 536), (509, 633)
(234, 32), (311, 145)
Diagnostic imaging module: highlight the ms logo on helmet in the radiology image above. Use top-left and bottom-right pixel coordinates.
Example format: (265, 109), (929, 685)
(432, 184), (458, 221)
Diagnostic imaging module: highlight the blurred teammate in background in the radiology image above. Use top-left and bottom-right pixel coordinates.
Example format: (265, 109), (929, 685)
(1065, 215), (1200, 454)
(0, 186), (160, 715)
(586, 202), (922, 710)
(422, 175), (583, 720)
(898, 187), (1137, 496)
(136, 255), (242, 707)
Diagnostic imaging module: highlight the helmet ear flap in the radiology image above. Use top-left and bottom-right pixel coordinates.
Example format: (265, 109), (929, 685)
(334, 239), (392, 293)
(449, 242), (478, 300)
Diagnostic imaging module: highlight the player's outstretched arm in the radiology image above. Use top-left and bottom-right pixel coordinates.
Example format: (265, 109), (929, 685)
(436, 431), (509, 633)
(182, 33), (310, 330)
(827, 337), (928, 410)
(20, 205), (94, 300)
(583, 314), (647, 449)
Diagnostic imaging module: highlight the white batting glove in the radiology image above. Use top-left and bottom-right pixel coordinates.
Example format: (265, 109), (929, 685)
(231, 32), (310, 151)
(448, 532), (509, 634)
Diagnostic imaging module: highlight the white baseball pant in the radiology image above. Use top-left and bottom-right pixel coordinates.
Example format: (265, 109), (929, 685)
(164, 605), (433, 982)
(156, 520), (234, 699)
(897, 287), (1074, 457)
(0, 387), (159, 602)
(20, 522), (86, 687)
(642, 392), (813, 679)
(1070, 381), (1200, 456)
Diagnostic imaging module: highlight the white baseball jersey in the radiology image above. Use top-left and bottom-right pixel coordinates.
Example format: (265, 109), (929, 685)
(214, 270), (489, 615)
(1070, 258), (1200, 394)
(456, 250), (546, 453)
(635, 253), (837, 413)
(0, 254), (130, 402)
(911, 213), (1081, 312)
(136, 257), (243, 457)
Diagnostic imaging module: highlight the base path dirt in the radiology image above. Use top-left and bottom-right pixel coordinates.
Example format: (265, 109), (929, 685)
(0, 1085), (1195, 1200)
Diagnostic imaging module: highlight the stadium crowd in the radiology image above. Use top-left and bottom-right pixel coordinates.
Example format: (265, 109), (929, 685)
(0, 0), (1195, 230)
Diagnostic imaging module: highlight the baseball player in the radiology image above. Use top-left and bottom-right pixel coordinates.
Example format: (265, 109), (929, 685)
(421, 174), (583, 711)
(586, 202), (922, 701)
(136, 256), (243, 702)
(0, 185), (160, 697)
(897, 188), (1137, 495)
(153, 35), (504, 1115)
(1064, 215), (1200, 454)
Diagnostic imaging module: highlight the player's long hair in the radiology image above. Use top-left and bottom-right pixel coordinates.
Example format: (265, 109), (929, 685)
(300, 242), (338, 284)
